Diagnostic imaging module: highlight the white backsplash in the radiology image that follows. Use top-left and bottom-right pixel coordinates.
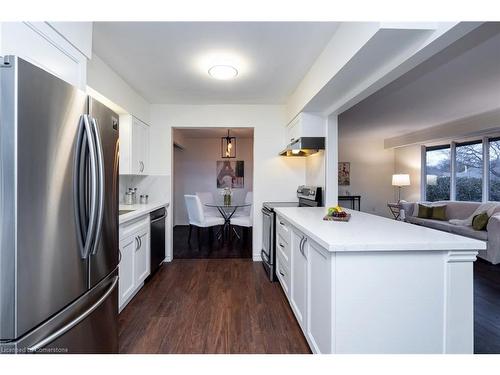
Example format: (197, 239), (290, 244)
(119, 175), (170, 204)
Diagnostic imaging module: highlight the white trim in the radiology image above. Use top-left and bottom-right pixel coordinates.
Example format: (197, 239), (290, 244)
(450, 142), (456, 201)
(483, 137), (490, 202)
(420, 145), (426, 201)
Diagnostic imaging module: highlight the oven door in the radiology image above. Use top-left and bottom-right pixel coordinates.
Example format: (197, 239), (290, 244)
(261, 207), (275, 281)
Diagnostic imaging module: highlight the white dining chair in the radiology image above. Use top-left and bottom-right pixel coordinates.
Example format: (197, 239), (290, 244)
(196, 192), (220, 217)
(231, 202), (253, 242)
(185, 195), (224, 249)
(233, 191), (253, 217)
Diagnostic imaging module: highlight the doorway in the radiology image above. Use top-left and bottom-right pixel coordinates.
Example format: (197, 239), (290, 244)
(172, 127), (254, 259)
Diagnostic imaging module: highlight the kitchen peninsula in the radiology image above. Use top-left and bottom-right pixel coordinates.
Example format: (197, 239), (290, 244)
(273, 207), (486, 354)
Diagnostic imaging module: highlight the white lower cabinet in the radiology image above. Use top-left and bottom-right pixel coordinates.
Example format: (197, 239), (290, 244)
(276, 254), (290, 297)
(119, 216), (151, 312)
(118, 235), (136, 308)
(278, 215), (333, 354)
(290, 228), (308, 330)
(133, 223), (151, 287)
(306, 240), (333, 354)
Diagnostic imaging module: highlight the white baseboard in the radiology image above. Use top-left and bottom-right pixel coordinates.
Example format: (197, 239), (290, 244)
(252, 254), (262, 262)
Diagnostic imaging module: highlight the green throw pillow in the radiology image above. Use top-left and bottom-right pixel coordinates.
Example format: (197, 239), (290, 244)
(417, 204), (432, 219)
(472, 212), (489, 231)
(431, 205), (447, 221)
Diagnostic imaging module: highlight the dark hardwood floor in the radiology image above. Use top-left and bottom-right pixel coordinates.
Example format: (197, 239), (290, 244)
(474, 259), (500, 354)
(173, 225), (252, 259)
(118, 255), (500, 354)
(118, 259), (311, 354)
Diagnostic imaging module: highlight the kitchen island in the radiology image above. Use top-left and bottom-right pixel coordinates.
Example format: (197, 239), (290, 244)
(273, 207), (486, 354)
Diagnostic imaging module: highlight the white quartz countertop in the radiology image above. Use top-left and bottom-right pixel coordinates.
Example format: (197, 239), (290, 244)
(119, 201), (169, 224)
(274, 207), (487, 252)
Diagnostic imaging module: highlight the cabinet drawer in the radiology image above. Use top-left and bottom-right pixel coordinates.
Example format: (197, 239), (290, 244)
(120, 215), (150, 240)
(276, 216), (291, 244)
(277, 234), (290, 267)
(276, 256), (290, 297)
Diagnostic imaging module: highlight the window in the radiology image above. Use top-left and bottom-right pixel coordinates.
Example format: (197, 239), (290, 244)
(423, 137), (500, 202)
(490, 138), (500, 201)
(425, 146), (451, 202)
(455, 141), (483, 202)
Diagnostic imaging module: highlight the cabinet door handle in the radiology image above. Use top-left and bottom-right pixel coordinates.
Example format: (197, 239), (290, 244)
(135, 237), (140, 251)
(299, 236), (307, 258)
(139, 161), (144, 172)
(279, 269), (285, 277)
(279, 242), (284, 248)
(279, 221), (285, 226)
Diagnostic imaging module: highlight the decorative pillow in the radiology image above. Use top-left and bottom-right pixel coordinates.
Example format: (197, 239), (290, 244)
(417, 204), (432, 219)
(431, 205), (447, 221)
(472, 212), (489, 231)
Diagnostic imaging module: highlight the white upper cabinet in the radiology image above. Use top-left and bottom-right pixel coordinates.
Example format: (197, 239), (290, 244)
(285, 112), (326, 144)
(119, 114), (150, 175)
(0, 22), (92, 89)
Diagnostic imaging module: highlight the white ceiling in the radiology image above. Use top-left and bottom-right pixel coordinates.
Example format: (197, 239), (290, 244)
(92, 22), (339, 104)
(174, 127), (254, 138)
(339, 22), (500, 139)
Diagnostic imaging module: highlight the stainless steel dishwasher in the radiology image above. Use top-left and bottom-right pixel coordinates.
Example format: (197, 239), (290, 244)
(149, 207), (166, 278)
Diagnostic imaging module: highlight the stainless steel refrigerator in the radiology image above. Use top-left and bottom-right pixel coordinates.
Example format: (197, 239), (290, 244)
(0, 56), (119, 354)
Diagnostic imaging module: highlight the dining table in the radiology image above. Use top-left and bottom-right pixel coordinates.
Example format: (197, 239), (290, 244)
(205, 199), (251, 240)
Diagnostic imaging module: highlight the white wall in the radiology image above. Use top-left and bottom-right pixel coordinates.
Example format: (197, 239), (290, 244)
(173, 137), (254, 226)
(338, 135), (395, 218)
(119, 175), (171, 205)
(87, 54), (150, 123)
(305, 151), (326, 203)
(394, 145), (422, 202)
(149, 104), (306, 260)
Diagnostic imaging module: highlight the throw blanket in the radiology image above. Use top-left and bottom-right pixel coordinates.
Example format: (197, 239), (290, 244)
(449, 203), (499, 226)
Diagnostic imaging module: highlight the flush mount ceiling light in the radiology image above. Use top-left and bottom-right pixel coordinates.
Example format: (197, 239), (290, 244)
(195, 51), (248, 80)
(208, 65), (238, 80)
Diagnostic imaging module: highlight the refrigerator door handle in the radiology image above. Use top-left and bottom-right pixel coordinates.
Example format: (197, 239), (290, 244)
(26, 276), (118, 353)
(73, 115), (98, 259)
(82, 114), (99, 259)
(73, 115), (86, 258)
(90, 117), (105, 256)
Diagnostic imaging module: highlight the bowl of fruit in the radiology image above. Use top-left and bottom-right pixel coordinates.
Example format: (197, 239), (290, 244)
(324, 205), (351, 221)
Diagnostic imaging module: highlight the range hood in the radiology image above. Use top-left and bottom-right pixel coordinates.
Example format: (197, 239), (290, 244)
(279, 137), (325, 157)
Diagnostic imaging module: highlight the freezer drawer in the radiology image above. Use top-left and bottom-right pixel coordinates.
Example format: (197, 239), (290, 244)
(2, 270), (119, 354)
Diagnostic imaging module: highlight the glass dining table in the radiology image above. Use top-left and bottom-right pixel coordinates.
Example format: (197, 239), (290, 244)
(205, 199), (251, 240)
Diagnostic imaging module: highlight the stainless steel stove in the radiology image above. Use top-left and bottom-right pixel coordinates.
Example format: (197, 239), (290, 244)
(261, 185), (322, 281)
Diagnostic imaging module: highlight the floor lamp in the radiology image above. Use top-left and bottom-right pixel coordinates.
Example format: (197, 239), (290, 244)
(392, 174), (410, 202)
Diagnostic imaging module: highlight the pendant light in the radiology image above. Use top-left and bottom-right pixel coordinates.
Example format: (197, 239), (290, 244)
(221, 129), (236, 158)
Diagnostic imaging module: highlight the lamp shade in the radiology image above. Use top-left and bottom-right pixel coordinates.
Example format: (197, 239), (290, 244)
(392, 174), (410, 187)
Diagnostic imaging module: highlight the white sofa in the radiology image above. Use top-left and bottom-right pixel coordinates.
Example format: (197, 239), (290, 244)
(401, 201), (500, 264)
